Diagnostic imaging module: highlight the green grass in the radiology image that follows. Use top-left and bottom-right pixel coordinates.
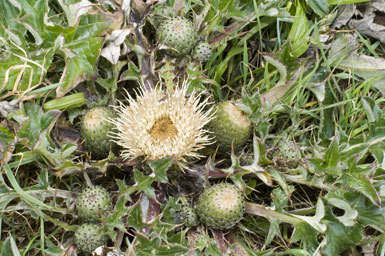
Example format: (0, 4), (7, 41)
(1, 0), (385, 255)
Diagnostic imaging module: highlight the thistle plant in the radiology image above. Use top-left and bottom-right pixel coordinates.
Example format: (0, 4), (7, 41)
(2, 0), (384, 255)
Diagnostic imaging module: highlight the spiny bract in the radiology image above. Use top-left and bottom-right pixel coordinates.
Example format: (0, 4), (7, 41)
(157, 17), (198, 57)
(81, 107), (116, 158)
(192, 42), (212, 62)
(181, 206), (199, 227)
(196, 183), (245, 229)
(75, 223), (106, 254)
(275, 140), (301, 168)
(76, 186), (112, 221)
(152, 5), (176, 27)
(207, 101), (252, 152)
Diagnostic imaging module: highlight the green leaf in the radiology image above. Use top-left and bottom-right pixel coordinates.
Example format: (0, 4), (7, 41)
(342, 172), (380, 206)
(263, 56), (287, 87)
(290, 198), (327, 233)
(361, 96), (381, 124)
(277, 249), (311, 256)
(322, 206), (362, 255)
(265, 218), (282, 246)
(43, 92), (85, 110)
(324, 137), (339, 169)
(0, 0), (121, 97)
(2, 164), (66, 214)
(308, 0), (329, 17)
(326, 197), (358, 226)
(1, 235), (21, 256)
(327, 191), (385, 232)
(214, 47), (243, 84)
(288, 1), (310, 57)
(135, 233), (188, 256)
(126, 202), (146, 231)
(291, 222), (319, 253)
(57, 37), (103, 95)
(134, 169), (155, 198)
(378, 234), (385, 256)
(18, 102), (60, 145)
(328, 0), (368, 5)
(120, 62), (141, 81)
(0, 126), (14, 150)
(149, 158), (173, 183)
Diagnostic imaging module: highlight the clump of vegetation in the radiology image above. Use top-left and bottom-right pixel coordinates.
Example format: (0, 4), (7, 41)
(1, 0), (385, 255)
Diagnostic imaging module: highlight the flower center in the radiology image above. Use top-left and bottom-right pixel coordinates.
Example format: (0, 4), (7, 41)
(223, 102), (250, 128)
(149, 117), (178, 141)
(214, 188), (239, 211)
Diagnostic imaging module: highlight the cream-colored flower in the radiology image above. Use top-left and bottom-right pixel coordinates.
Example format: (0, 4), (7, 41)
(111, 83), (214, 164)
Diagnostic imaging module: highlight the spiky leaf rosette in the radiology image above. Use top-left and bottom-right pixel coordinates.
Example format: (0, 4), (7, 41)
(81, 107), (116, 158)
(192, 42), (212, 62)
(75, 223), (106, 254)
(207, 101), (252, 152)
(76, 186), (112, 221)
(111, 83), (214, 165)
(157, 17), (198, 57)
(152, 5), (176, 27)
(196, 183), (245, 229)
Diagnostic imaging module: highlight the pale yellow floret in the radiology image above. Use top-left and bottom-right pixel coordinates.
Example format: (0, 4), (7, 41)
(110, 82), (214, 164)
(222, 101), (250, 129)
(213, 188), (240, 211)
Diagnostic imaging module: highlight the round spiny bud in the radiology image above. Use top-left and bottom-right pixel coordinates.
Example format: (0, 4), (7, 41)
(75, 223), (106, 254)
(152, 5), (176, 27)
(196, 183), (245, 229)
(81, 107), (116, 158)
(76, 186), (112, 221)
(192, 42), (212, 62)
(181, 206), (199, 227)
(276, 140), (301, 168)
(157, 17), (198, 57)
(207, 101), (252, 152)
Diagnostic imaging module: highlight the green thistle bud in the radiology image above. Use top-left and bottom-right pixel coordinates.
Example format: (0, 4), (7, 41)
(76, 186), (112, 221)
(181, 206), (200, 227)
(196, 183), (245, 229)
(192, 42), (212, 62)
(81, 107), (116, 158)
(157, 17), (198, 57)
(75, 223), (106, 254)
(207, 101), (252, 152)
(275, 140), (301, 168)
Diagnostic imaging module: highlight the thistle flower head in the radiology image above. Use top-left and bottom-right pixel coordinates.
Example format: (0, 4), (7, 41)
(111, 83), (214, 164)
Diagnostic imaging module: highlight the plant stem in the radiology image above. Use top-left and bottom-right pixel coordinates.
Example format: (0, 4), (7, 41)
(245, 202), (303, 225)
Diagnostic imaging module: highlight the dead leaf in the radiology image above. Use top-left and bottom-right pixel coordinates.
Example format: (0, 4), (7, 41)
(101, 29), (132, 64)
